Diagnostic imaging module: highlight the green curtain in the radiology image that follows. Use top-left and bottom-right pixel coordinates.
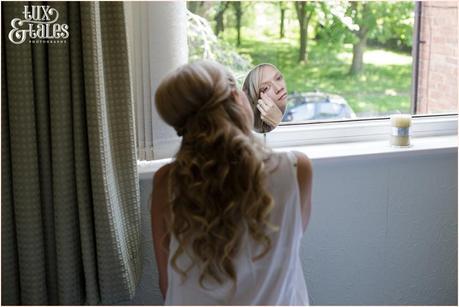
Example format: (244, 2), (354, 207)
(1, 2), (142, 305)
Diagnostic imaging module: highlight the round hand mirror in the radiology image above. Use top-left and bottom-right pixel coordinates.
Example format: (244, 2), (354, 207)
(242, 63), (288, 133)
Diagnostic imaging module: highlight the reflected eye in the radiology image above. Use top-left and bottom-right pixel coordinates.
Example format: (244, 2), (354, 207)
(260, 85), (270, 93)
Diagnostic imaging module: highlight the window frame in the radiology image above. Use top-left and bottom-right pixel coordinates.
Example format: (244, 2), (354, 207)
(261, 114), (457, 149)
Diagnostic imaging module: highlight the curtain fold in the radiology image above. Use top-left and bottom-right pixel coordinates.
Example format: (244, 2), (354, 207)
(1, 1), (142, 305)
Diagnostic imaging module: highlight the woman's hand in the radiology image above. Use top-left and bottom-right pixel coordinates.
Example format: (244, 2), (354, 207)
(256, 92), (283, 127)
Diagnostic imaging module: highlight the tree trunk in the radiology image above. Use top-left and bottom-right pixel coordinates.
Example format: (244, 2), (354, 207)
(349, 33), (368, 75)
(349, 2), (370, 75)
(215, 2), (229, 36)
(295, 2), (305, 62)
(234, 2), (242, 46)
(295, 2), (314, 63)
(216, 14), (224, 36)
(299, 26), (307, 62)
(280, 7), (286, 38)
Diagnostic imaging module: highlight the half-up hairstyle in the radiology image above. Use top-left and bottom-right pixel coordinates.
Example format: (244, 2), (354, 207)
(154, 60), (278, 289)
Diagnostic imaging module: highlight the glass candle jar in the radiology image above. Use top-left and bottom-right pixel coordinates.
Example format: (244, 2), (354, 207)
(390, 114), (412, 147)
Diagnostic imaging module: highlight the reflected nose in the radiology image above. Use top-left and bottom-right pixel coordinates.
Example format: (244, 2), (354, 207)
(273, 82), (283, 94)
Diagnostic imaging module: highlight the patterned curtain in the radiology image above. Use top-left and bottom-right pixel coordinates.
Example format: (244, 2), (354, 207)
(1, 2), (141, 304)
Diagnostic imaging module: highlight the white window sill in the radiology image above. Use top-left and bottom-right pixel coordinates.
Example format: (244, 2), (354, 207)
(137, 134), (458, 180)
(262, 114), (457, 148)
(275, 134), (457, 165)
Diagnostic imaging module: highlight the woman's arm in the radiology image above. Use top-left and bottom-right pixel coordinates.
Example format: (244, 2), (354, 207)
(293, 152), (313, 233)
(150, 164), (172, 300)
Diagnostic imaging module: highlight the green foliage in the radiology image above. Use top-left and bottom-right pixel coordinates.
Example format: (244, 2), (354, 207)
(224, 2), (254, 30)
(313, 1), (414, 50)
(187, 1), (415, 115)
(187, 11), (253, 87)
(370, 2), (415, 48)
(235, 37), (411, 114)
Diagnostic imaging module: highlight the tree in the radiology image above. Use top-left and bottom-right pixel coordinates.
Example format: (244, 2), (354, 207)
(348, 2), (372, 75)
(187, 11), (252, 86)
(345, 1), (414, 75)
(232, 2), (242, 46)
(187, 2), (204, 14)
(367, 2), (414, 52)
(295, 1), (316, 63)
(279, 2), (287, 38)
(215, 2), (230, 37)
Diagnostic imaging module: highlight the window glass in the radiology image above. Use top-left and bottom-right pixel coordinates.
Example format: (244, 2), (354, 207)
(187, 1), (457, 124)
(284, 102), (315, 122)
(318, 102), (342, 116)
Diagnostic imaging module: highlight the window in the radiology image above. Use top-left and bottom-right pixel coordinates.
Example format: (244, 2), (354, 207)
(187, 1), (458, 122)
(127, 2), (457, 161)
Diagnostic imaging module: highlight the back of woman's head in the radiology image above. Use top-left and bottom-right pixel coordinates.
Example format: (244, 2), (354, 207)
(155, 60), (251, 138)
(154, 60), (277, 288)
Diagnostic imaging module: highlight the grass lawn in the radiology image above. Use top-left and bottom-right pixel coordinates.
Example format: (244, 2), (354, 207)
(221, 29), (412, 115)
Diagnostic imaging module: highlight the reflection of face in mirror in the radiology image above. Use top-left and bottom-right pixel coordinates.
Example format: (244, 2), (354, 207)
(242, 64), (288, 133)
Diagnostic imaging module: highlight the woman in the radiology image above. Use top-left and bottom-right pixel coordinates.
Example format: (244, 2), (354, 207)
(242, 63), (288, 133)
(151, 60), (313, 305)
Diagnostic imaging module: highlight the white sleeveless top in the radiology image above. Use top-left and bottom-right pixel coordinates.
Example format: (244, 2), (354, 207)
(164, 151), (310, 305)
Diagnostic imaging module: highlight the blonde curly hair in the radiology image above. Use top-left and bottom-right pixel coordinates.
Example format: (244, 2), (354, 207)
(154, 60), (278, 289)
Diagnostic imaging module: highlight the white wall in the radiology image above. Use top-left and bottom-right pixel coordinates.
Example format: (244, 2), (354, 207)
(125, 1), (186, 160)
(126, 148), (457, 305)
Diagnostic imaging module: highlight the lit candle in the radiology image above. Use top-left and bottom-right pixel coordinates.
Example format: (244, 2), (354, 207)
(390, 114), (412, 146)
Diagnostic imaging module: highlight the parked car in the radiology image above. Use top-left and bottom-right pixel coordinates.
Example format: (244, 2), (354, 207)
(282, 91), (356, 122)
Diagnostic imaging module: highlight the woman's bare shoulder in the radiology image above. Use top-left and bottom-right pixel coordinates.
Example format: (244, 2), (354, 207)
(154, 163), (174, 183)
(291, 151), (313, 193)
(291, 151), (313, 232)
(292, 151), (312, 175)
(151, 163), (174, 211)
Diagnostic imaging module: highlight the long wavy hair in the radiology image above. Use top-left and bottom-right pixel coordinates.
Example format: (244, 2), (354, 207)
(154, 60), (278, 289)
